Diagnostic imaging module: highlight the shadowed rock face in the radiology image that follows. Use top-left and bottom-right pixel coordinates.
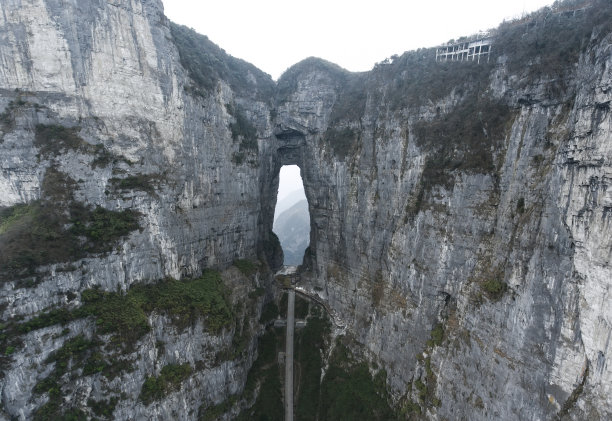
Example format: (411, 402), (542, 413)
(1, 0), (611, 420)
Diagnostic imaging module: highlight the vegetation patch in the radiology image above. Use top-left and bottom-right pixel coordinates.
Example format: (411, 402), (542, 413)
(294, 296), (310, 320)
(323, 127), (358, 161)
(276, 57), (348, 103)
(495, 0), (611, 82)
(328, 73), (368, 124)
(259, 301), (279, 324)
(19, 271), (232, 415)
(409, 321), (447, 413)
(169, 23), (274, 101)
(139, 363), (193, 405)
(83, 351), (107, 376)
(414, 378), (428, 401)
(413, 356), (440, 411)
(237, 329), (283, 420)
(226, 103), (258, 150)
(34, 335), (96, 394)
(88, 397), (118, 419)
(34, 124), (87, 156)
(375, 52), (493, 112)
(242, 368), (284, 421)
(130, 270), (233, 332)
(32, 335), (96, 420)
(224, 313), (251, 361)
(401, 399), (422, 417)
(427, 323), (445, 348)
(68, 203), (140, 253)
(231, 152), (245, 165)
(0, 200), (139, 279)
(101, 357), (135, 381)
(34, 124), (117, 168)
(233, 259), (258, 277)
(0, 203), (36, 235)
(0, 201), (74, 278)
(6, 271), (231, 368)
(79, 270), (233, 348)
(33, 404), (86, 421)
(481, 279), (507, 300)
(238, 299), (394, 420)
(1, 98), (30, 133)
(248, 287), (266, 300)
(79, 288), (150, 347)
(1, 319), (28, 372)
(109, 174), (157, 194)
(413, 95), (513, 192)
(294, 311), (330, 420)
(199, 395), (238, 421)
(279, 293), (310, 319)
(0, 169), (141, 281)
(319, 341), (397, 421)
(516, 197), (525, 214)
(17, 308), (73, 334)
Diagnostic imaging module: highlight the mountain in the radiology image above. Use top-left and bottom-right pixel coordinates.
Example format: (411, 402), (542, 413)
(274, 188), (306, 221)
(0, 0), (611, 420)
(273, 199), (310, 265)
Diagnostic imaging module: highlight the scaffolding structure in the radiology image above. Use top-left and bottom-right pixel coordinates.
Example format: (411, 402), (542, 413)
(435, 36), (493, 63)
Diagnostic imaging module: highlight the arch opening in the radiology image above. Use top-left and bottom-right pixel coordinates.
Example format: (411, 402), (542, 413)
(272, 165), (310, 266)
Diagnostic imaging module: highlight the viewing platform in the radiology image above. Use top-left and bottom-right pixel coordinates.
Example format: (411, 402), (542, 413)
(435, 34), (493, 63)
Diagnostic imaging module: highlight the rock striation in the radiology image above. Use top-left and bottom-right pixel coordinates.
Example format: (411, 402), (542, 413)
(0, 0), (611, 420)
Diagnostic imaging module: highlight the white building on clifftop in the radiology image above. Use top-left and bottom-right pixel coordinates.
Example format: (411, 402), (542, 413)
(435, 34), (493, 63)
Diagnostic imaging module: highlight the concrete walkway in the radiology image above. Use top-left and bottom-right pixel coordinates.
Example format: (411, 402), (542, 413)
(284, 289), (295, 421)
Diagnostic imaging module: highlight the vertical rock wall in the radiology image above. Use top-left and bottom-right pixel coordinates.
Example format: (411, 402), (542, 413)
(0, 0), (610, 420)
(0, 0), (276, 419)
(270, 28), (611, 421)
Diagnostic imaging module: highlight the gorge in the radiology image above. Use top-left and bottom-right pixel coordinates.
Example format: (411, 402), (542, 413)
(0, 0), (611, 420)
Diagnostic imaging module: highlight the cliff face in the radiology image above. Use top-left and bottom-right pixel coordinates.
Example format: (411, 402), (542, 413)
(0, 0), (611, 420)
(266, 6), (612, 418)
(0, 0), (276, 419)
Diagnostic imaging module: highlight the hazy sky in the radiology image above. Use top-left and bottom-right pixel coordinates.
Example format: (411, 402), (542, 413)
(277, 165), (303, 202)
(163, 0), (553, 80)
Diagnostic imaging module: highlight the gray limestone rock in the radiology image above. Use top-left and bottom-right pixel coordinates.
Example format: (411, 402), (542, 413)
(0, 0), (611, 420)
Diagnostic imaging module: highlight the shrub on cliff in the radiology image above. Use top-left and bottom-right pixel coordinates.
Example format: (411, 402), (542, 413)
(495, 0), (612, 81)
(482, 279), (508, 299)
(170, 23), (274, 101)
(79, 270), (233, 346)
(0, 166), (141, 281)
(139, 363), (193, 404)
(0, 200), (139, 280)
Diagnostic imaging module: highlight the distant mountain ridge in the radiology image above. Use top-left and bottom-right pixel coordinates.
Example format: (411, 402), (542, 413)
(274, 188), (306, 221)
(273, 199), (310, 265)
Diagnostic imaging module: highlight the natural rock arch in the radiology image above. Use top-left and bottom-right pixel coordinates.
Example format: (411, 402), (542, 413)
(259, 127), (317, 270)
